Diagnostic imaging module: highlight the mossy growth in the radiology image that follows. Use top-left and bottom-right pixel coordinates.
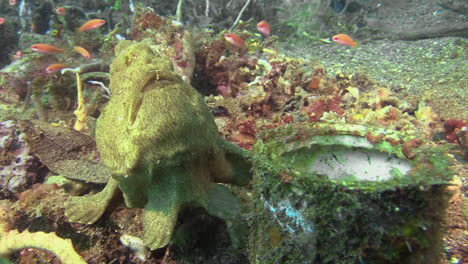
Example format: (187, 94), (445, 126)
(248, 122), (453, 264)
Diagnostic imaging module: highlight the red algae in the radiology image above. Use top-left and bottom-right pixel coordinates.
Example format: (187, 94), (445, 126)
(402, 138), (423, 159)
(303, 96), (344, 122)
(304, 100), (324, 122)
(326, 95), (345, 115)
(366, 132), (384, 143)
(306, 77), (321, 91)
(444, 119), (468, 143)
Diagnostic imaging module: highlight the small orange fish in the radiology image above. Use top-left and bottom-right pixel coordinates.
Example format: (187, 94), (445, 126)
(74, 46), (91, 59)
(31, 44), (64, 54)
(46, 63), (68, 73)
(55, 7), (66, 16)
(331, 34), (358, 47)
(224, 33), (245, 48)
(0, 17), (4, 25)
(79, 19), (106, 32)
(257, 20), (270, 37)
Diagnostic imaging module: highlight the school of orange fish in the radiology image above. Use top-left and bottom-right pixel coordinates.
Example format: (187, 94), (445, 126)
(28, 18), (105, 73)
(1, 3), (358, 75)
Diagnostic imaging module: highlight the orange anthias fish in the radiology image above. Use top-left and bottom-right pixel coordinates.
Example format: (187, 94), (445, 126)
(79, 19), (106, 32)
(224, 33), (245, 48)
(332, 34), (358, 47)
(55, 7), (66, 16)
(74, 46), (91, 59)
(257, 20), (271, 37)
(0, 17), (4, 25)
(31, 44), (64, 54)
(46, 63), (68, 73)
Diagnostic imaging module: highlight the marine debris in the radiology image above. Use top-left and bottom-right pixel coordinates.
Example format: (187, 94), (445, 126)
(249, 122), (453, 264)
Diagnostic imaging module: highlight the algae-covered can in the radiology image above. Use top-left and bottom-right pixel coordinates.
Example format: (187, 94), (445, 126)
(248, 122), (453, 264)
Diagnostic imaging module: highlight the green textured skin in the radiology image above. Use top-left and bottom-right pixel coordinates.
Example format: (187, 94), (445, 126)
(65, 39), (251, 250)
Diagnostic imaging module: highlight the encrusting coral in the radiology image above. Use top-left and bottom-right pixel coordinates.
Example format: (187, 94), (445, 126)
(65, 39), (252, 251)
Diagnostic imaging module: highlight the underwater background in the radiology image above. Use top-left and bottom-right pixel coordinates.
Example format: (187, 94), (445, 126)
(0, 0), (466, 263)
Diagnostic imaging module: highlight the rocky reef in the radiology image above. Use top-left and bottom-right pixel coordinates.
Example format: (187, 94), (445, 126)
(0, 6), (465, 264)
